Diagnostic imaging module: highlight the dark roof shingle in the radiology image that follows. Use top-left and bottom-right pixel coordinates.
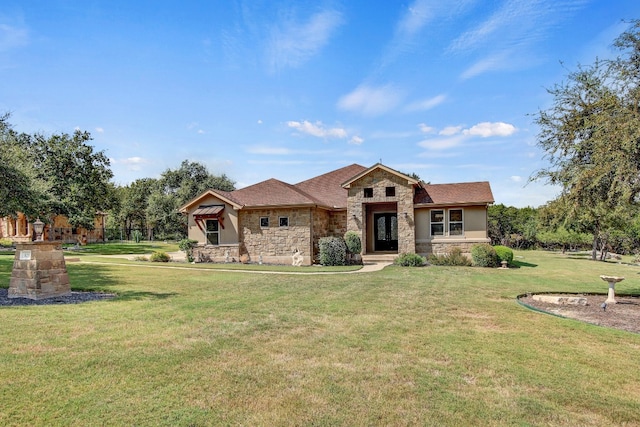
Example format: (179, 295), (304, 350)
(414, 181), (494, 205)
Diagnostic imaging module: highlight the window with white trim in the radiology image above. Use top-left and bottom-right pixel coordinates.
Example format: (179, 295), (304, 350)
(430, 209), (464, 237)
(430, 210), (444, 236)
(279, 217), (289, 228)
(205, 219), (219, 245)
(449, 209), (463, 236)
(260, 217), (269, 228)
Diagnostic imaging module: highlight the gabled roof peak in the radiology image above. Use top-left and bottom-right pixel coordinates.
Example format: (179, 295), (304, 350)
(341, 163), (419, 188)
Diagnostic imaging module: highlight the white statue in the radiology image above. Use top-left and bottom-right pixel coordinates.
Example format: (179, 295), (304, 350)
(292, 249), (303, 266)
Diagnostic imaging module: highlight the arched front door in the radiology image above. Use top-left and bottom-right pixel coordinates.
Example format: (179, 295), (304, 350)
(374, 213), (398, 251)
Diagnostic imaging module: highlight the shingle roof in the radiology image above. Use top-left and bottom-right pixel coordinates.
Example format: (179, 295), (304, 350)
(295, 163), (367, 209)
(226, 178), (323, 207)
(181, 164), (493, 213)
(414, 181), (494, 205)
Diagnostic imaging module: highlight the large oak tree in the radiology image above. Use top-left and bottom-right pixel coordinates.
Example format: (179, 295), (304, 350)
(533, 21), (640, 259)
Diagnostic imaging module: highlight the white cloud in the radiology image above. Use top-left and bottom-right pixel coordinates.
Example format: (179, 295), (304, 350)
(95, 127), (104, 133)
(397, 0), (432, 37)
(419, 121), (518, 151)
(510, 175), (523, 183)
(418, 134), (467, 150)
(349, 135), (364, 145)
(449, 0), (589, 78)
(257, 119), (263, 124)
(439, 126), (462, 136)
(267, 9), (343, 72)
(418, 123), (435, 134)
(405, 94), (447, 112)
(111, 156), (149, 172)
(287, 120), (348, 139)
(460, 51), (510, 80)
(337, 84), (404, 116)
(464, 122), (517, 137)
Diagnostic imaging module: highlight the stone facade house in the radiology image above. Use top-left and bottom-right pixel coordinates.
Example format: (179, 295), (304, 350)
(179, 163), (494, 265)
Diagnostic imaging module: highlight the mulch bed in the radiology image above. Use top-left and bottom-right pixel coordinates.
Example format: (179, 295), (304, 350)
(519, 293), (640, 334)
(0, 289), (115, 306)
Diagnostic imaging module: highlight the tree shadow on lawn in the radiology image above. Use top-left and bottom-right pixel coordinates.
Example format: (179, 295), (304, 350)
(68, 263), (178, 301)
(0, 256), (176, 304)
(511, 260), (538, 268)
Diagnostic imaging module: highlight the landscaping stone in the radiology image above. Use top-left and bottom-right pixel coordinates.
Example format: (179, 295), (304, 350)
(532, 295), (588, 306)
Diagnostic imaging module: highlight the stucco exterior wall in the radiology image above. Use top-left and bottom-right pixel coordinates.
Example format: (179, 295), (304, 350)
(345, 168), (415, 254)
(185, 194), (239, 245)
(415, 205), (490, 256)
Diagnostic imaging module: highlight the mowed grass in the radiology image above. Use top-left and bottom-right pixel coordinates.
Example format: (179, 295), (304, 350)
(0, 250), (639, 426)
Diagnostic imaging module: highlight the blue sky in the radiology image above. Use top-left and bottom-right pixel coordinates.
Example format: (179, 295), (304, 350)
(2, 1), (639, 207)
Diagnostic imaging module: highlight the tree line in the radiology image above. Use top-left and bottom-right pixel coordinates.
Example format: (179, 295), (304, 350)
(0, 114), (234, 240)
(488, 203), (640, 258)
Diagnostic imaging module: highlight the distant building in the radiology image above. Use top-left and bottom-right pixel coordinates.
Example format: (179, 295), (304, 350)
(0, 212), (107, 244)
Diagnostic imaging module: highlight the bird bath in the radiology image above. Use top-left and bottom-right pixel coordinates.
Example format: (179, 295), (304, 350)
(600, 275), (624, 304)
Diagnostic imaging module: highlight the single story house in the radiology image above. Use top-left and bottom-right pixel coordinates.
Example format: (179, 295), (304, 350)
(179, 163), (494, 265)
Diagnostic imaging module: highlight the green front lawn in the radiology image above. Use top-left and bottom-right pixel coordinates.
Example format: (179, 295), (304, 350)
(0, 250), (639, 426)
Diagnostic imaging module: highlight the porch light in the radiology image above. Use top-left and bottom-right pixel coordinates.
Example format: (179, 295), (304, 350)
(351, 214), (357, 220)
(33, 218), (45, 242)
(404, 212), (409, 219)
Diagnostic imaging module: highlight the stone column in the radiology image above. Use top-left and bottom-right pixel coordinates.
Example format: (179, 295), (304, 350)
(9, 242), (71, 300)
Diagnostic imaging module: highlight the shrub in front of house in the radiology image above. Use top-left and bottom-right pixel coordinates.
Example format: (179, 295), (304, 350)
(178, 238), (198, 262)
(150, 251), (171, 262)
(428, 247), (472, 266)
(494, 245), (514, 266)
(394, 253), (426, 267)
(344, 231), (362, 254)
(471, 243), (498, 267)
(0, 238), (13, 248)
(319, 236), (347, 266)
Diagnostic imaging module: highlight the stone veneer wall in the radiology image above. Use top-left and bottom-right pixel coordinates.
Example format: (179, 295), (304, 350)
(238, 208), (313, 265)
(346, 169), (415, 254)
(416, 239), (491, 258)
(192, 244), (241, 263)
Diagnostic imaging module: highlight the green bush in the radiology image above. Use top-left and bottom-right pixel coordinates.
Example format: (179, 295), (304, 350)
(150, 251), (171, 262)
(494, 245), (514, 265)
(319, 237), (347, 266)
(471, 243), (498, 267)
(0, 238), (13, 248)
(394, 253), (426, 267)
(344, 231), (362, 254)
(178, 238), (198, 262)
(428, 247), (471, 266)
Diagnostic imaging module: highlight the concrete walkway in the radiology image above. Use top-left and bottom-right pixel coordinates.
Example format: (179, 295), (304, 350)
(79, 252), (392, 275)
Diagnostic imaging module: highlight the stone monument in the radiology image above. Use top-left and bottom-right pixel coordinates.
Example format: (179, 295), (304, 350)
(8, 218), (71, 300)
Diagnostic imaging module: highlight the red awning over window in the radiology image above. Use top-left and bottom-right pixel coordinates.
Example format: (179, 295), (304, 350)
(193, 205), (225, 230)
